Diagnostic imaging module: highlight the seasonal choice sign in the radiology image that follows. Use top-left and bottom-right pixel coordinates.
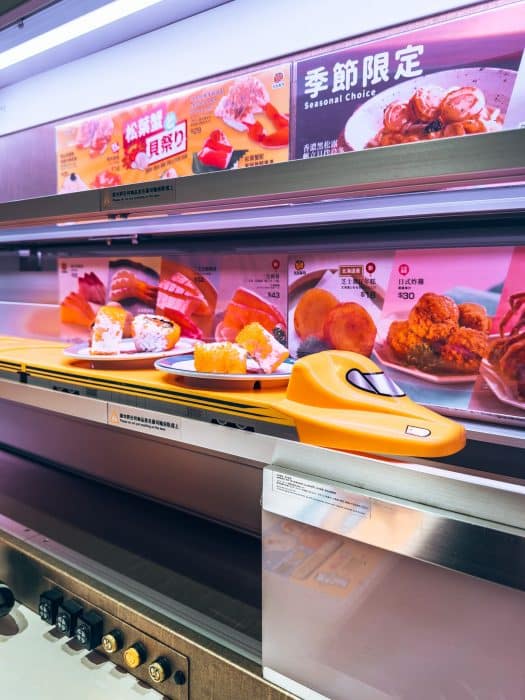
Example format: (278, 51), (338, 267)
(294, 2), (525, 158)
(56, 65), (290, 193)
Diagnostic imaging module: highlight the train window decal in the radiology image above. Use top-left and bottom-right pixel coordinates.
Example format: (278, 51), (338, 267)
(346, 369), (406, 398)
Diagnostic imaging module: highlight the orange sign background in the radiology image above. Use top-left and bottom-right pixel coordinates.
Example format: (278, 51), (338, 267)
(56, 64), (290, 193)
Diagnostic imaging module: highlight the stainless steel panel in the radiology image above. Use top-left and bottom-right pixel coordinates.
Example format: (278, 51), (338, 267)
(2, 379), (525, 535)
(262, 508), (525, 700)
(0, 130), (524, 234)
(0, 397), (264, 534)
(263, 466), (525, 590)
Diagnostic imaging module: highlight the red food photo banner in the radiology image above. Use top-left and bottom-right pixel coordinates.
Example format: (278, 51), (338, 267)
(56, 64), (290, 193)
(294, 2), (525, 158)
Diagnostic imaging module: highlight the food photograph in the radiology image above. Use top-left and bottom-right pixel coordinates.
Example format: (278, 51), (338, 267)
(288, 251), (393, 359)
(56, 64), (290, 192)
(58, 256), (198, 365)
(470, 246), (525, 421)
(294, 2), (524, 160)
(374, 246), (513, 418)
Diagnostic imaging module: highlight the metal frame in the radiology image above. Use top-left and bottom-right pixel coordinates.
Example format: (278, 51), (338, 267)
(1, 379), (525, 535)
(0, 130), (524, 244)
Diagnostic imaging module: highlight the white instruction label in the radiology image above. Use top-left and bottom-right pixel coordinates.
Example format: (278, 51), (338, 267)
(107, 403), (181, 440)
(272, 471), (370, 517)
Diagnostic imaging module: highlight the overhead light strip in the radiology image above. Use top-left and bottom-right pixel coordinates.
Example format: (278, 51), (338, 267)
(0, 0), (165, 71)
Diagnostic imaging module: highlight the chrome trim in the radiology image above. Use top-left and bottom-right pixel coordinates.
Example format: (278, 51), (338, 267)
(263, 465), (525, 591)
(0, 131), (524, 237)
(0, 183), (524, 245)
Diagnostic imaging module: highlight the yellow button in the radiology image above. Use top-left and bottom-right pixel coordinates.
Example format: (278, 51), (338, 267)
(124, 645), (144, 669)
(148, 661), (168, 683)
(102, 633), (119, 654)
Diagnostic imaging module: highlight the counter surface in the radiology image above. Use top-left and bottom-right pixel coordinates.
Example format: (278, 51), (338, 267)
(0, 602), (159, 700)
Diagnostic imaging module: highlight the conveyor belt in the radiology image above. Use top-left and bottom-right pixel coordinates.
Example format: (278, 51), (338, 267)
(0, 447), (262, 643)
(0, 336), (297, 437)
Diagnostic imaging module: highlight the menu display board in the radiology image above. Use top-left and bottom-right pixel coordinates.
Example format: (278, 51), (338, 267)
(58, 244), (525, 428)
(58, 256), (161, 341)
(56, 65), (290, 193)
(376, 246), (514, 422)
(216, 254), (288, 344)
(287, 246), (524, 427)
(294, 2), (525, 159)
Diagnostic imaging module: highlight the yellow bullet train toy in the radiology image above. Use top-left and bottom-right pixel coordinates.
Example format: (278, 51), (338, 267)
(279, 351), (466, 458)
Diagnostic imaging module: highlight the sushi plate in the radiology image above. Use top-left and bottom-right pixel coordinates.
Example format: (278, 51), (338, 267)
(64, 338), (194, 364)
(155, 355), (293, 389)
(480, 360), (525, 411)
(374, 342), (478, 384)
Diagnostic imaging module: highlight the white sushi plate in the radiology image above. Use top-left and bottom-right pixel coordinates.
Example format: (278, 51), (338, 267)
(64, 338), (194, 363)
(155, 355), (293, 389)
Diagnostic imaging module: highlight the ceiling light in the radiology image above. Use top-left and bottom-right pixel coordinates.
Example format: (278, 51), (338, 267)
(0, 0), (166, 71)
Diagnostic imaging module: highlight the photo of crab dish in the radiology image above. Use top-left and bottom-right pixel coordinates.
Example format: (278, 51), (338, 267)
(378, 292), (491, 381)
(482, 292), (525, 406)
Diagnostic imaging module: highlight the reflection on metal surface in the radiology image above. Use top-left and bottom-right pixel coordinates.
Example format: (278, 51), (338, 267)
(263, 466), (525, 591)
(262, 508), (525, 700)
(0, 130), (524, 237)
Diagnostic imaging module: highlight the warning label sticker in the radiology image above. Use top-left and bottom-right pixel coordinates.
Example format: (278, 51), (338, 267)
(107, 403), (181, 439)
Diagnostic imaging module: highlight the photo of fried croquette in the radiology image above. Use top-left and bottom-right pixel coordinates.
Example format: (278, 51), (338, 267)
(458, 302), (490, 333)
(441, 327), (489, 373)
(385, 292), (490, 375)
(323, 302), (377, 356)
(407, 292), (459, 341)
(387, 320), (419, 357)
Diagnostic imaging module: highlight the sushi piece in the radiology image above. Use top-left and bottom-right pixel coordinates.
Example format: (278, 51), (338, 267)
(90, 305), (129, 355)
(60, 292), (95, 328)
(78, 271), (106, 305)
(236, 322), (289, 373)
(194, 342), (248, 374)
(132, 314), (180, 353)
(197, 130), (233, 169)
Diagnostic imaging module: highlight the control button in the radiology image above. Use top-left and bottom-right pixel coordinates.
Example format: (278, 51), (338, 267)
(56, 600), (83, 637)
(102, 629), (124, 654)
(75, 610), (103, 650)
(148, 656), (171, 684)
(0, 584), (15, 619)
(39, 588), (63, 625)
(123, 642), (147, 669)
(174, 670), (187, 686)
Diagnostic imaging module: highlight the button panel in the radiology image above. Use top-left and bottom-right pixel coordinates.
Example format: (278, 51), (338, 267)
(39, 583), (189, 699)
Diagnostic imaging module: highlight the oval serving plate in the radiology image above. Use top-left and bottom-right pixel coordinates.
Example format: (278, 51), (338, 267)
(155, 355), (293, 390)
(64, 338), (194, 367)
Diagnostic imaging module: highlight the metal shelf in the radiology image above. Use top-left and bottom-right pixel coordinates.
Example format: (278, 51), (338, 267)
(0, 129), (524, 244)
